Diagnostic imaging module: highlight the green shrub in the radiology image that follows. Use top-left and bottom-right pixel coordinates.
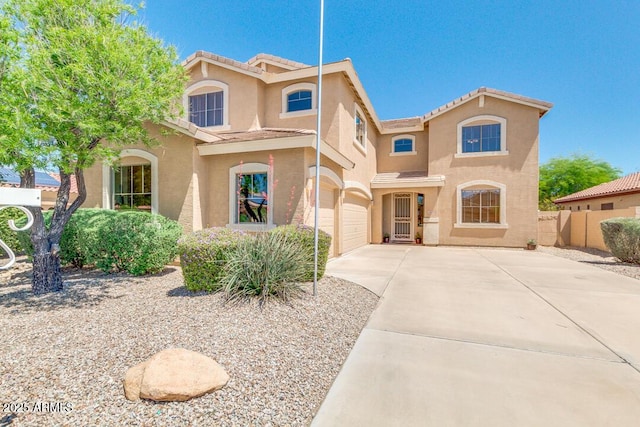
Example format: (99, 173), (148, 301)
(219, 232), (308, 303)
(177, 227), (246, 292)
(601, 217), (640, 264)
(0, 207), (29, 257)
(269, 224), (332, 281)
(94, 211), (182, 275)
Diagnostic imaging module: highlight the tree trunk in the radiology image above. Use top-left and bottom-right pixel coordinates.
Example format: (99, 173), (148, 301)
(32, 249), (63, 294)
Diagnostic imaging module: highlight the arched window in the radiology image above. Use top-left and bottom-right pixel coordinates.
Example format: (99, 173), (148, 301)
(456, 115), (507, 157)
(391, 134), (416, 155)
(183, 80), (230, 129)
(102, 149), (158, 214)
(280, 82), (317, 118)
(455, 180), (507, 228)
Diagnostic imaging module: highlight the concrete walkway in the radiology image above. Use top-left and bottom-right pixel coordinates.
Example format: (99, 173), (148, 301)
(312, 245), (640, 427)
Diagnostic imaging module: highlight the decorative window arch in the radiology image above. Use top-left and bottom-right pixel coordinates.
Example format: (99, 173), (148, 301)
(102, 149), (159, 214)
(390, 134), (416, 156)
(456, 115), (507, 157)
(228, 163), (273, 229)
(280, 82), (317, 118)
(455, 180), (507, 228)
(183, 79), (230, 130)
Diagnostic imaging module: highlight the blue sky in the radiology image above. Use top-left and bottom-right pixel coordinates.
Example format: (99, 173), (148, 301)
(139, 0), (640, 175)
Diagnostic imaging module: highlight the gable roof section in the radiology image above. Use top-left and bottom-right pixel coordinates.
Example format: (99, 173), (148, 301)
(422, 87), (553, 122)
(554, 172), (640, 204)
(181, 51), (553, 136)
(247, 53), (310, 71)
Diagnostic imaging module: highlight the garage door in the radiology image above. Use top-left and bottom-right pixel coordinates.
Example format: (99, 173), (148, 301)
(342, 192), (369, 253)
(318, 184), (336, 257)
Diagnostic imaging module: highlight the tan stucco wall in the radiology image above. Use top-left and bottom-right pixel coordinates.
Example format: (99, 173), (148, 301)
(567, 206), (640, 251)
(82, 126), (198, 232)
(557, 192), (640, 212)
(376, 131), (429, 173)
(428, 96), (540, 247)
(189, 63), (263, 130)
(204, 149), (308, 228)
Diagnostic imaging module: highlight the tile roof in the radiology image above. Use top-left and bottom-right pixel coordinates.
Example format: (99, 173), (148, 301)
(182, 51), (264, 75)
(196, 128), (316, 145)
(0, 167), (78, 193)
(380, 117), (422, 130)
(246, 53), (310, 70)
(554, 171), (640, 203)
(371, 171), (445, 188)
(423, 87), (553, 122)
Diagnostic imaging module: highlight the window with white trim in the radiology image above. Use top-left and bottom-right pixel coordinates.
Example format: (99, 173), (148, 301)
(461, 189), (500, 223)
(228, 163), (272, 227)
(280, 82), (317, 118)
(456, 181), (507, 228)
(456, 115), (507, 157)
(391, 134), (416, 155)
(189, 92), (223, 127)
(184, 80), (229, 129)
(354, 104), (366, 150)
(114, 164), (152, 211)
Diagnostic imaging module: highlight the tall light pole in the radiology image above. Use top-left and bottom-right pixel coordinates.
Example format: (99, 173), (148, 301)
(313, 0), (325, 296)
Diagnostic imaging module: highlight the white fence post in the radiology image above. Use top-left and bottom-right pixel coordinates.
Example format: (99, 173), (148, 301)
(0, 188), (42, 270)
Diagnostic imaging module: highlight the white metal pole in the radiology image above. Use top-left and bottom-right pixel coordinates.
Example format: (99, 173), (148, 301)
(313, 0), (325, 296)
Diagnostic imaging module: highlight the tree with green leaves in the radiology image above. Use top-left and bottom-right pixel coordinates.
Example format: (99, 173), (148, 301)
(539, 154), (622, 210)
(0, 0), (187, 294)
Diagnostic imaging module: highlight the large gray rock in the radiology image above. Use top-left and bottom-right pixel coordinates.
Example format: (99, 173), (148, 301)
(124, 348), (229, 402)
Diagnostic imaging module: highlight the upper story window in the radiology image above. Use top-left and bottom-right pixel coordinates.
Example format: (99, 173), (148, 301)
(456, 115), (507, 158)
(354, 104), (367, 153)
(183, 79), (230, 130)
(189, 92), (223, 127)
(280, 82), (317, 118)
(391, 134), (416, 156)
(287, 90), (312, 112)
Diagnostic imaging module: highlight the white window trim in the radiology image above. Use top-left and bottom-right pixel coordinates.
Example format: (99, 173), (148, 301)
(390, 134), (417, 156)
(353, 103), (367, 155)
(227, 162), (274, 230)
(280, 82), (317, 119)
(102, 149), (159, 214)
(455, 180), (508, 229)
(183, 79), (230, 130)
(455, 115), (507, 158)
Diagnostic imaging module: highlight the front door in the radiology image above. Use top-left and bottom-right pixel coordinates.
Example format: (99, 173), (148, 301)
(393, 193), (412, 242)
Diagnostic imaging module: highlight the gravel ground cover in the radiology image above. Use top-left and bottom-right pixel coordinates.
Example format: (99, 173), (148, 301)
(538, 245), (640, 281)
(0, 260), (378, 426)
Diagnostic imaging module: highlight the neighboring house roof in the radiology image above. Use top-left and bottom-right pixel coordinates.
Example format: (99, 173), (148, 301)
(371, 171), (446, 189)
(0, 167), (74, 193)
(48, 173), (79, 194)
(554, 171), (640, 203)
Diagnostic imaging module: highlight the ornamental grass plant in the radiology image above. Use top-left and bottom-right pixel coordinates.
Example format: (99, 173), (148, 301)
(219, 231), (309, 304)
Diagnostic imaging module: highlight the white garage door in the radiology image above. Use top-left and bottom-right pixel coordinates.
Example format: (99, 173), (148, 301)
(318, 184), (336, 257)
(342, 192), (369, 253)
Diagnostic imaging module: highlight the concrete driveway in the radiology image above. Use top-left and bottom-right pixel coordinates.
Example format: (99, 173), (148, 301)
(312, 245), (640, 427)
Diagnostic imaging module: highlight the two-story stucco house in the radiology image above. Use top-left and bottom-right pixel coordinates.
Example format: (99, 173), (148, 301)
(83, 51), (552, 256)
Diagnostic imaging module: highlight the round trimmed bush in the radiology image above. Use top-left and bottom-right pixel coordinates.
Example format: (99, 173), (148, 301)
(601, 217), (640, 264)
(178, 227), (247, 292)
(269, 224), (332, 281)
(94, 211), (182, 275)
